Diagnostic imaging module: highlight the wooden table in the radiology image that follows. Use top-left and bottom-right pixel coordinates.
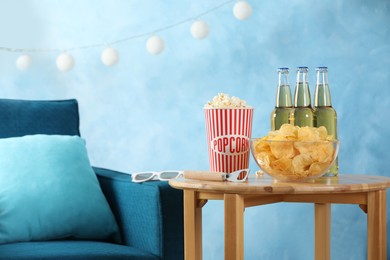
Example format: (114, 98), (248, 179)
(169, 174), (390, 260)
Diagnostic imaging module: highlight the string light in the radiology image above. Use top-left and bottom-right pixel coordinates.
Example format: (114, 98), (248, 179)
(146, 35), (165, 55)
(233, 1), (253, 20)
(191, 20), (209, 39)
(1, 0), (252, 72)
(56, 53), (75, 72)
(101, 47), (119, 66)
(16, 54), (32, 71)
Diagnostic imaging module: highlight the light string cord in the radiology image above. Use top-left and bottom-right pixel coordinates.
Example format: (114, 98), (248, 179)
(0, 0), (235, 53)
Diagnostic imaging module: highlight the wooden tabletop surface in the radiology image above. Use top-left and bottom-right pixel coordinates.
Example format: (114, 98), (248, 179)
(169, 174), (390, 195)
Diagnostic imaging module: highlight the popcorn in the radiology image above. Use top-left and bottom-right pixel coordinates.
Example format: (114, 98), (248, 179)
(204, 93), (251, 108)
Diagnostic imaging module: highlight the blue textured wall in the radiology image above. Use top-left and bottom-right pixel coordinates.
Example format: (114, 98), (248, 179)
(1, 1), (389, 259)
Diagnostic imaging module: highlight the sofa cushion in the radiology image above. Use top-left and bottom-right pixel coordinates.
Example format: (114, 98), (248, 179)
(0, 241), (159, 260)
(0, 99), (80, 138)
(0, 135), (120, 245)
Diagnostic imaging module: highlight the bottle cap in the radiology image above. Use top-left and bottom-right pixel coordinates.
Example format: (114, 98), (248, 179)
(297, 66), (308, 72)
(278, 68), (289, 73)
(316, 67), (328, 72)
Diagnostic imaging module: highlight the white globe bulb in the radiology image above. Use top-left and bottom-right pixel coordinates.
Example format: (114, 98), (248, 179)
(101, 47), (119, 66)
(146, 35), (165, 55)
(233, 1), (253, 20)
(16, 54), (32, 71)
(56, 53), (75, 72)
(191, 20), (209, 40)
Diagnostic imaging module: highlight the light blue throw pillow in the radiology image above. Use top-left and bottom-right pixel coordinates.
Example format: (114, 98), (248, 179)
(0, 135), (120, 244)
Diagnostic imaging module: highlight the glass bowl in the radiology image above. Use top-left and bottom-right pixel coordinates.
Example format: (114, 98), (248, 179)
(250, 138), (339, 182)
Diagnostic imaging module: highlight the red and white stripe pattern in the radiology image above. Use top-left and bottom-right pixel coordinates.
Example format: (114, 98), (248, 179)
(204, 108), (254, 173)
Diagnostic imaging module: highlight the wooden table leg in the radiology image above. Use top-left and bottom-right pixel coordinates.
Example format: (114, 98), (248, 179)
(224, 194), (245, 260)
(184, 190), (203, 260)
(314, 203), (331, 260)
(367, 190), (387, 260)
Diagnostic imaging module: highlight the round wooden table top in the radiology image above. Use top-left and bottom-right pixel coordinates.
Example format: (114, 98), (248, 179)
(169, 174), (390, 195)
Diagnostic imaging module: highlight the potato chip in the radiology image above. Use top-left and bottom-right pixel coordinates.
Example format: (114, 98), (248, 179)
(316, 126), (329, 140)
(270, 141), (296, 159)
(254, 139), (271, 153)
(294, 142), (313, 156)
(309, 162), (330, 175)
(297, 127), (317, 141)
(310, 142), (334, 163)
(278, 123), (298, 138)
(292, 154), (313, 174)
(270, 157), (292, 172)
(255, 152), (272, 166)
(251, 124), (338, 181)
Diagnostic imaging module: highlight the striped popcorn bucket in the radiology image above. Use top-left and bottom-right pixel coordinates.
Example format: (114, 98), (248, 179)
(204, 108), (254, 173)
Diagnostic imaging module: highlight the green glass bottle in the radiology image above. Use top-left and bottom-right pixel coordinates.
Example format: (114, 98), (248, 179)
(313, 67), (338, 176)
(271, 68), (293, 130)
(289, 67), (313, 127)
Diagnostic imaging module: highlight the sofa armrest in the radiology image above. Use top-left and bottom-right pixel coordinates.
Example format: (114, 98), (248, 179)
(93, 167), (184, 260)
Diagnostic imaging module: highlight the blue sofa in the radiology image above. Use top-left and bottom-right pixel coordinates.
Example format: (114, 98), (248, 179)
(0, 99), (184, 260)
